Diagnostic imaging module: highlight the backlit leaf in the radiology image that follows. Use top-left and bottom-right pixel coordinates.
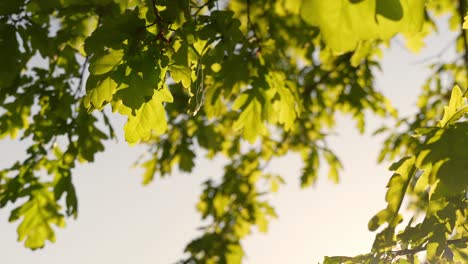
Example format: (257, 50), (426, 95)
(124, 87), (173, 143)
(88, 49), (124, 75)
(301, 0), (424, 53)
(233, 92), (266, 143)
(9, 189), (65, 249)
(84, 76), (119, 110)
(438, 86), (464, 127)
(368, 156), (416, 230)
(169, 64), (192, 89)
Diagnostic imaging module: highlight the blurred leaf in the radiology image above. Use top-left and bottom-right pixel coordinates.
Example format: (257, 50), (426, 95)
(232, 92), (266, 143)
(301, 0), (424, 53)
(88, 49), (124, 75)
(9, 189), (65, 249)
(169, 64), (192, 89)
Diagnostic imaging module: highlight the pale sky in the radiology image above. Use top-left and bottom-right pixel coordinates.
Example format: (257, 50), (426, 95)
(0, 18), (456, 264)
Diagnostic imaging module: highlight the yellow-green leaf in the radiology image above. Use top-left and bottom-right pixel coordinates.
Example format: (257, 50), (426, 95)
(84, 76), (119, 110)
(438, 85), (464, 127)
(301, 0), (378, 53)
(9, 189), (65, 250)
(88, 49), (124, 75)
(124, 87), (173, 143)
(368, 156), (416, 230)
(233, 93), (266, 143)
(169, 64), (192, 89)
(301, 0), (424, 53)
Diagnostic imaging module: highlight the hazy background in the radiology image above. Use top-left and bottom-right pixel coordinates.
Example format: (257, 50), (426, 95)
(0, 18), (456, 264)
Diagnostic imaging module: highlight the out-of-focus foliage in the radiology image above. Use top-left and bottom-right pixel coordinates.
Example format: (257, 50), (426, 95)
(0, 0), (466, 263)
(301, 0), (425, 53)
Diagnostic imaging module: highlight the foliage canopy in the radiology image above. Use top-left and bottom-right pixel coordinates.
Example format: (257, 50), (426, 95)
(0, 0), (467, 263)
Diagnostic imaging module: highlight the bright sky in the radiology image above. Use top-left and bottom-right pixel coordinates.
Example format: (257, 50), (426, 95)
(0, 18), (456, 264)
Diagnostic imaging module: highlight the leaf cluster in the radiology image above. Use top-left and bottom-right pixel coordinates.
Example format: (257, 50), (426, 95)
(0, 0), (467, 263)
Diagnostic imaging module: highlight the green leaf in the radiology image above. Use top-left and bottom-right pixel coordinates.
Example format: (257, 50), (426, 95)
(226, 244), (244, 264)
(141, 158), (157, 185)
(113, 55), (167, 112)
(178, 143), (196, 172)
(213, 193), (230, 217)
(0, 24), (21, 88)
(9, 189), (65, 250)
(324, 151), (342, 184)
(376, 0), (403, 21)
(300, 150), (320, 187)
(53, 171), (78, 218)
(301, 0), (378, 53)
(438, 86), (465, 127)
(0, 0), (25, 15)
(301, 0), (425, 53)
(124, 87), (173, 143)
(204, 85), (227, 119)
(75, 112), (107, 162)
(376, 0), (425, 39)
(368, 156), (416, 230)
(84, 76), (119, 110)
(232, 92), (266, 143)
(88, 49), (124, 75)
(351, 41), (372, 67)
(416, 122), (468, 196)
(169, 64), (192, 89)
(372, 227), (396, 252)
(265, 73), (298, 131)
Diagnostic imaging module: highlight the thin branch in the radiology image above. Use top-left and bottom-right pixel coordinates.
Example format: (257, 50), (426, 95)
(411, 36), (458, 65)
(146, 0), (172, 43)
(193, 0), (214, 17)
(246, 0), (259, 42)
(258, 131), (291, 171)
(389, 237), (468, 256)
(76, 56), (89, 98)
(459, 0), (468, 85)
(151, 0), (161, 24)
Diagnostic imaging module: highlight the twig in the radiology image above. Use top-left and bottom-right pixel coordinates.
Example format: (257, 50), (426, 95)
(193, 0), (214, 17)
(411, 36), (458, 65)
(389, 237), (468, 256)
(76, 56), (89, 97)
(246, 0), (259, 42)
(458, 0), (468, 85)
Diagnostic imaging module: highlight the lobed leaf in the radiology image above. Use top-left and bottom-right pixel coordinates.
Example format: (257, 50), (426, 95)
(124, 87), (173, 143)
(438, 86), (465, 127)
(232, 92), (266, 143)
(301, 0), (424, 53)
(88, 49), (124, 75)
(169, 64), (192, 89)
(9, 189), (65, 249)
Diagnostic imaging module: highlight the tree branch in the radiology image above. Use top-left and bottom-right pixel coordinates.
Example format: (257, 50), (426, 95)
(246, 0), (259, 42)
(76, 56), (89, 98)
(193, 0), (214, 17)
(458, 0), (468, 85)
(389, 237), (468, 256)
